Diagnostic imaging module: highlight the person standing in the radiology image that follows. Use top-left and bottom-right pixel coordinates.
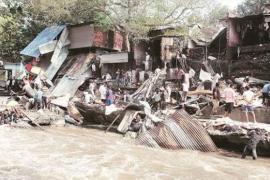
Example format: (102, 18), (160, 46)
(243, 86), (256, 123)
(262, 83), (270, 105)
(83, 91), (91, 104)
(165, 84), (172, 103)
(35, 86), (43, 110)
(7, 75), (14, 92)
(89, 81), (96, 99)
(91, 63), (97, 78)
(99, 83), (107, 104)
(144, 52), (150, 71)
(212, 83), (221, 114)
(182, 69), (190, 102)
(241, 77), (249, 94)
(224, 81), (236, 117)
(105, 73), (112, 81)
(115, 69), (121, 87)
(126, 69), (132, 86)
(106, 87), (114, 106)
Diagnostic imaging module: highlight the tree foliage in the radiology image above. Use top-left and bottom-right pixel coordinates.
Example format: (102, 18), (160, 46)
(105, 0), (211, 37)
(0, 0), (222, 62)
(0, 0), (32, 62)
(237, 0), (270, 16)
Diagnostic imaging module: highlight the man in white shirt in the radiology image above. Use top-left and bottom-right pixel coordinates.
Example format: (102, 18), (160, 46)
(105, 73), (112, 81)
(99, 84), (107, 103)
(144, 52), (150, 71)
(243, 86), (256, 123)
(83, 91), (91, 104)
(89, 81), (96, 99)
(91, 63), (96, 78)
(181, 70), (190, 102)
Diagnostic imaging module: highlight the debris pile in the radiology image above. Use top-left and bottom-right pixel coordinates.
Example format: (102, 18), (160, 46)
(199, 117), (270, 156)
(136, 110), (217, 152)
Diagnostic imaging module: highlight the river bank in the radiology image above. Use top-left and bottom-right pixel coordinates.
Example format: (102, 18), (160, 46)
(0, 126), (269, 180)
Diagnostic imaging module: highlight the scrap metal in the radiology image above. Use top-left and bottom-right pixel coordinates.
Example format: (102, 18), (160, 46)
(136, 110), (217, 152)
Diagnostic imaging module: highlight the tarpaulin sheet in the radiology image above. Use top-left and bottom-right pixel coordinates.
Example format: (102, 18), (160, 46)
(20, 25), (66, 57)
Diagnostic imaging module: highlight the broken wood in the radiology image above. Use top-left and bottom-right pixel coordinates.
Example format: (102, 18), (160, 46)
(20, 110), (45, 131)
(105, 103), (133, 133)
(105, 114), (121, 133)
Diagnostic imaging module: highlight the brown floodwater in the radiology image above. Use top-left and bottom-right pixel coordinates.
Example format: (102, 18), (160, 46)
(0, 126), (269, 180)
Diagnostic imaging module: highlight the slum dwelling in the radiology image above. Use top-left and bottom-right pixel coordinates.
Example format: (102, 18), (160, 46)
(20, 23), (128, 109)
(225, 7), (270, 80)
(188, 25), (227, 76)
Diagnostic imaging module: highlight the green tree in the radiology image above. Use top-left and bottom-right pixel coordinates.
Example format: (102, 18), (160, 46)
(0, 0), (218, 61)
(0, 0), (109, 62)
(104, 0), (211, 50)
(237, 0), (270, 16)
(206, 5), (228, 24)
(0, 0), (33, 62)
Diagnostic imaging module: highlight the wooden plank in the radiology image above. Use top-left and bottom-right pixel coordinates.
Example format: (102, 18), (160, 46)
(51, 28), (69, 63)
(20, 110), (45, 131)
(117, 111), (137, 133)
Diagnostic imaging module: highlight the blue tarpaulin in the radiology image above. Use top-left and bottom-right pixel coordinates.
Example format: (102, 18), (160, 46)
(20, 25), (66, 57)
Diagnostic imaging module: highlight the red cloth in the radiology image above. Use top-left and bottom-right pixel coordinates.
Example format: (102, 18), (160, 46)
(25, 63), (32, 72)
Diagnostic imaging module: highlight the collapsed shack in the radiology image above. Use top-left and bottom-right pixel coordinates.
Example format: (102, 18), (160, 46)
(199, 118), (270, 156)
(225, 12), (270, 80)
(16, 21), (270, 155)
(17, 23), (128, 126)
(187, 25), (227, 76)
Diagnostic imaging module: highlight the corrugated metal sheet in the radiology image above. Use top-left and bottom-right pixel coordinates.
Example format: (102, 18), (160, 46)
(45, 28), (69, 80)
(51, 53), (94, 103)
(20, 25), (66, 57)
(45, 47), (69, 80)
(69, 25), (95, 49)
(99, 52), (128, 64)
(136, 110), (217, 152)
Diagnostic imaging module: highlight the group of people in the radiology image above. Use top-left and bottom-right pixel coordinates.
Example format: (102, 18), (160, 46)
(83, 81), (118, 106)
(213, 79), (257, 122)
(151, 85), (172, 111)
(212, 78), (270, 123)
(21, 76), (51, 110)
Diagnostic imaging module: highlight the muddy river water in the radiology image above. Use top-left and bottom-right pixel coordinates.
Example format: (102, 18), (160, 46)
(0, 126), (269, 180)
